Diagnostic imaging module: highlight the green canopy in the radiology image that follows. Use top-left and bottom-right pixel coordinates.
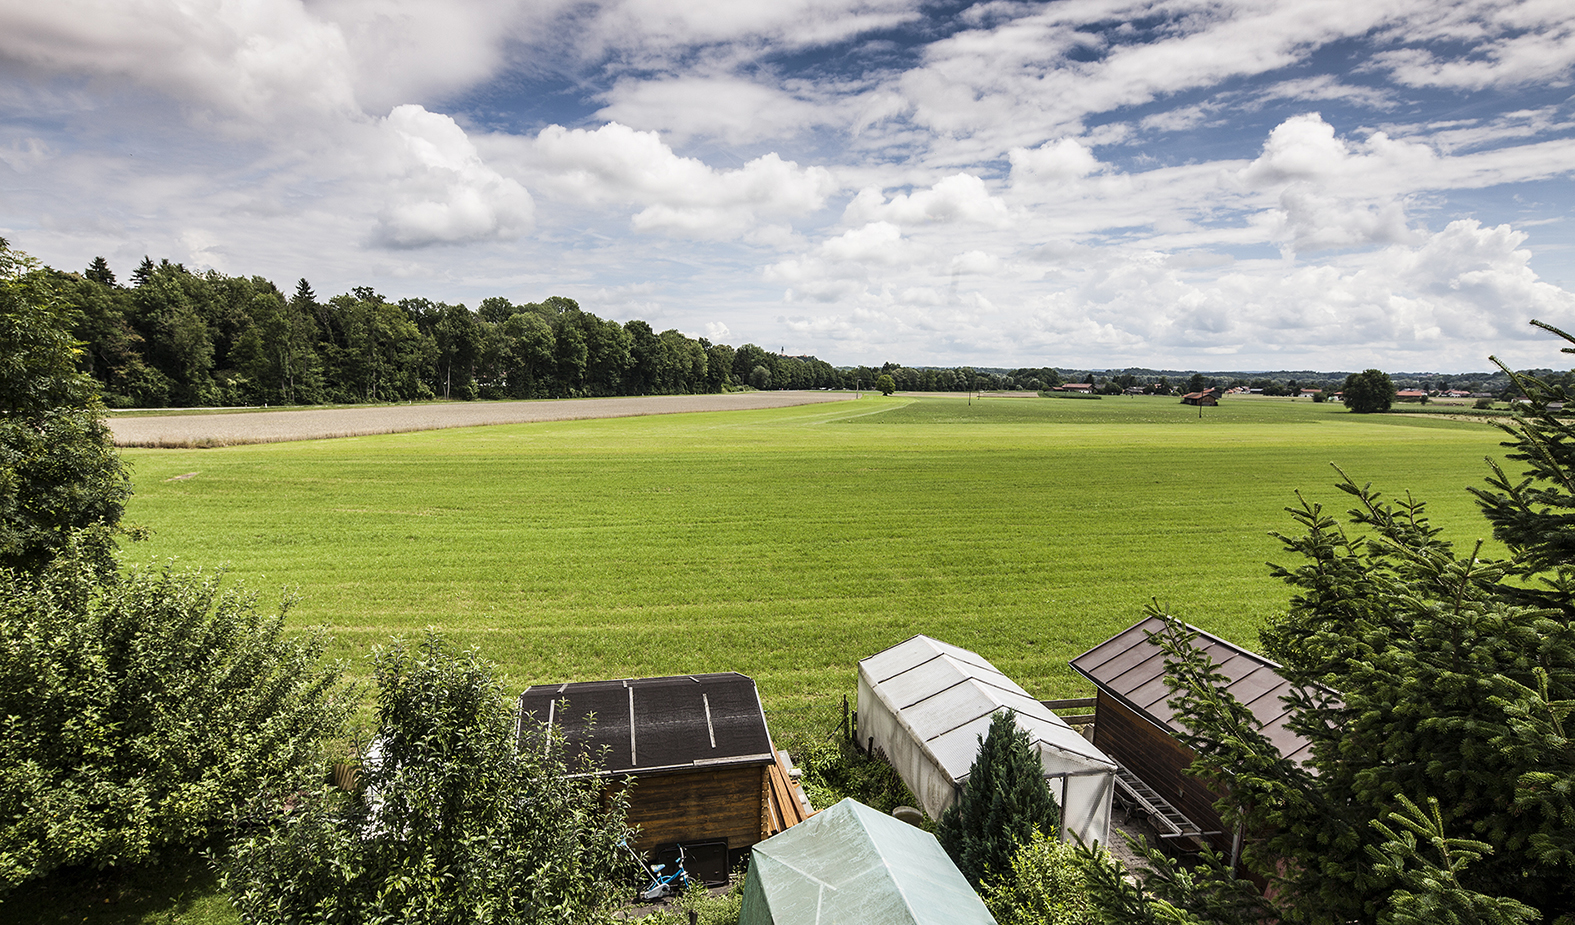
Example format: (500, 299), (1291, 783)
(739, 798), (998, 925)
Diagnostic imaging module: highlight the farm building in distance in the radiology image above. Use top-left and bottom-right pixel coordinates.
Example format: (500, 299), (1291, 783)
(517, 672), (810, 877)
(1070, 616), (1322, 857)
(857, 635), (1116, 846)
(1180, 388), (1221, 406)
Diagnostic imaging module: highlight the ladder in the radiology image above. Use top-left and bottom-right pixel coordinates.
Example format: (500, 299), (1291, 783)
(1112, 765), (1206, 839)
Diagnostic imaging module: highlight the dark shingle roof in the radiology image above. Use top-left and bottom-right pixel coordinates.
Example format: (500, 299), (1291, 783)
(1069, 616), (1321, 766)
(517, 672), (775, 775)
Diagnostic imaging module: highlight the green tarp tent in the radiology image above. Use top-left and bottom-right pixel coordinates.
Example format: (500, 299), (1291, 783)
(739, 798), (998, 925)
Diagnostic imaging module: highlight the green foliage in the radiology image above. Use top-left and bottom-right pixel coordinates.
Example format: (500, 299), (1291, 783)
(876, 374), (896, 396)
(642, 874), (745, 925)
(981, 830), (1096, 925)
(0, 238), (131, 574)
(797, 738), (917, 816)
(1085, 323), (1575, 925)
(223, 633), (632, 925)
(1076, 837), (1269, 925)
(0, 550), (348, 896)
(936, 710), (1061, 889)
(1342, 368), (1396, 413)
(1368, 796), (1541, 925)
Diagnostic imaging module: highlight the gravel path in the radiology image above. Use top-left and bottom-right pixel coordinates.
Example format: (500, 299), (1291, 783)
(108, 391), (856, 447)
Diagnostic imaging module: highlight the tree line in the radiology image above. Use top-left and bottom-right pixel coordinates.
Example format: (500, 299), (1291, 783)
(54, 254), (1058, 408)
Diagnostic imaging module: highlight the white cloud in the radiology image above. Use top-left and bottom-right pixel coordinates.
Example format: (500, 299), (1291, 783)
(1009, 138), (1103, 186)
(0, 0), (361, 127)
(1371, 5), (1575, 91)
(820, 221), (906, 263)
(843, 173), (1010, 226)
(595, 75), (835, 145)
(523, 122), (836, 237)
(375, 105), (534, 247)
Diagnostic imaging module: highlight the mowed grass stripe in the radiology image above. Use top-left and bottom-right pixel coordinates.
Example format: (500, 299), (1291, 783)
(120, 396), (1508, 744)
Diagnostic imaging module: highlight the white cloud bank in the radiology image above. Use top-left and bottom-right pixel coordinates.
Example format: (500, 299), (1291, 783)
(2, 0), (1574, 370)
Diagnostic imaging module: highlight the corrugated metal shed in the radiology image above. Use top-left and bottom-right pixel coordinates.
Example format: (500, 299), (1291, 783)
(857, 635), (1115, 846)
(517, 672), (775, 775)
(1069, 616), (1317, 765)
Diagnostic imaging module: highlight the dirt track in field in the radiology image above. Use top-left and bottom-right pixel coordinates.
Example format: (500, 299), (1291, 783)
(108, 391), (856, 447)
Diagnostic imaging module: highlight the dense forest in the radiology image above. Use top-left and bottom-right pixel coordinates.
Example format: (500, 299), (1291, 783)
(38, 251), (1525, 408)
(52, 255), (1065, 408)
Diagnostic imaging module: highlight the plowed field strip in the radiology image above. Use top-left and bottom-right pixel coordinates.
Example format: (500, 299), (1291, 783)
(108, 391), (855, 447)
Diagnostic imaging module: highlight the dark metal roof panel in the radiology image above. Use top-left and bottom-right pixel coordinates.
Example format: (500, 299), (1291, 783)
(517, 672), (773, 775)
(1069, 617), (1332, 767)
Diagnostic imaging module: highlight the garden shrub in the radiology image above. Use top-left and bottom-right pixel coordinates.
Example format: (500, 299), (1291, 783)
(224, 633), (633, 925)
(0, 549), (347, 895)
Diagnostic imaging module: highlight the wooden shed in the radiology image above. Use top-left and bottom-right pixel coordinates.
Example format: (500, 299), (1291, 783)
(1069, 617), (1318, 856)
(517, 672), (810, 876)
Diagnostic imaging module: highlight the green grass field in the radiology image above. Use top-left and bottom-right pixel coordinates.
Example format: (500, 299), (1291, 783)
(117, 393), (1510, 748)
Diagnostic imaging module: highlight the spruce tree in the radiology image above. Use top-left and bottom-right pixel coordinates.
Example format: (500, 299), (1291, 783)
(937, 709), (1061, 888)
(84, 256), (115, 287)
(1079, 321), (1575, 925)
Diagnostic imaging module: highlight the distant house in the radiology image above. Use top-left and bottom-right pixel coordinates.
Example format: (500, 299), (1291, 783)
(1396, 389), (1429, 401)
(1180, 388), (1220, 406)
(1057, 383), (1095, 393)
(1069, 617), (1328, 860)
(517, 672), (810, 876)
(1298, 388), (1321, 397)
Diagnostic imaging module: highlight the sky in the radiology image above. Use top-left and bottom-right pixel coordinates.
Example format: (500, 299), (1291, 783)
(3, 1), (1575, 372)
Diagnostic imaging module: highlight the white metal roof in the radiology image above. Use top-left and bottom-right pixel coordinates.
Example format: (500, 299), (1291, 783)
(859, 635), (1115, 785)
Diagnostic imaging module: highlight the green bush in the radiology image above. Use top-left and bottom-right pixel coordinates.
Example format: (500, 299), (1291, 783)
(797, 737), (916, 816)
(224, 634), (632, 924)
(982, 831), (1095, 925)
(936, 710), (1060, 889)
(644, 874), (745, 925)
(0, 550), (347, 895)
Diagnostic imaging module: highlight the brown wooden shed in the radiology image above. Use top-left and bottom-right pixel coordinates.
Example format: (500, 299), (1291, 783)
(1069, 617), (1319, 856)
(517, 672), (809, 877)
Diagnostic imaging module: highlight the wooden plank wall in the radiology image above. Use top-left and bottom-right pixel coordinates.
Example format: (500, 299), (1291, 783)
(1092, 691), (1229, 850)
(615, 766), (767, 852)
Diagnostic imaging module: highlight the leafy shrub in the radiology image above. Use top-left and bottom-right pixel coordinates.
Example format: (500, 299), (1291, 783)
(0, 550), (347, 895)
(224, 633), (632, 925)
(982, 830), (1095, 925)
(797, 737), (916, 816)
(644, 873), (745, 925)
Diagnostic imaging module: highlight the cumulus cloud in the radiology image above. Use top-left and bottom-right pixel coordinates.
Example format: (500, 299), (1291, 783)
(524, 122), (835, 237)
(1009, 138), (1103, 186)
(375, 105), (533, 247)
(0, 0), (360, 127)
(843, 174), (1010, 226)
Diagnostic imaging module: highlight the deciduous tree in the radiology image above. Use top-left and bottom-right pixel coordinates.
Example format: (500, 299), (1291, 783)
(0, 551), (348, 894)
(1342, 368), (1395, 413)
(0, 238), (130, 573)
(224, 634), (631, 925)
